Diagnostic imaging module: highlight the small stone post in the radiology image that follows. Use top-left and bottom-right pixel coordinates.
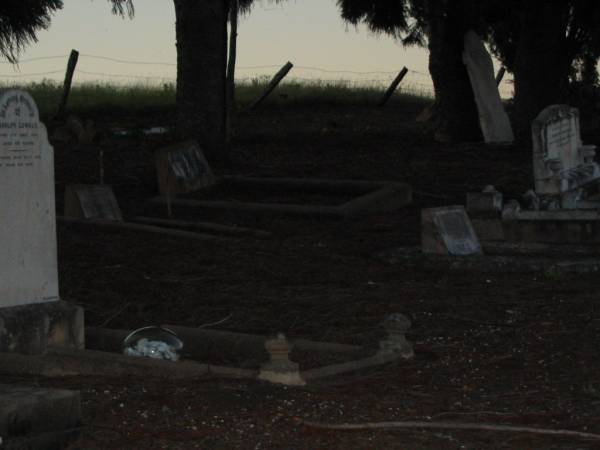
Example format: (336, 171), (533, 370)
(258, 333), (305, 386)
(378, 314), (414, 359)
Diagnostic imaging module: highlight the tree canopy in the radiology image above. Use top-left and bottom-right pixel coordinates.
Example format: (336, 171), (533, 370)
(0, 0), (62, 63)
(0, 0), (135, 63)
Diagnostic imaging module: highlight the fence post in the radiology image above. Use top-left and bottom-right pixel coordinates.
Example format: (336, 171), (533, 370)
(495, 67), (506, 86)
(56, 49), (79, 120)
(378, 66), (408, 107)
(246, 62), (293, 111)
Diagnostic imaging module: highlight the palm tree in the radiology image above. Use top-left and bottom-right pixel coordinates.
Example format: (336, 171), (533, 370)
(0, 1), (134, 63)
(0, 0), (63, 63)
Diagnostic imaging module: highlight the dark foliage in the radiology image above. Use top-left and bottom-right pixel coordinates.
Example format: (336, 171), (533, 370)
(487, 0), (600, 84)
(0, 0), (62, 62)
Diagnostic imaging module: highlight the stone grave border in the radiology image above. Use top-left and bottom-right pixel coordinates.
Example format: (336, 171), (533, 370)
(0, 315), (414, 386)
(147, 175), (412, 220)
(380, 244), (600, 275)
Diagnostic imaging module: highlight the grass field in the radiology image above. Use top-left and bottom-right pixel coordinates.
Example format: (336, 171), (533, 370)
(0, 78), (431, 119)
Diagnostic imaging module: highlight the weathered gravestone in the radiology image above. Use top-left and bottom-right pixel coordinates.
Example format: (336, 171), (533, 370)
(0, 90), (83, 354)
(422, 206), (483, 255)
(64, 184), (123, 221)
(462, 31), (514, 143)
(155, 140), (216, 195)
(532, 105), (599, 200)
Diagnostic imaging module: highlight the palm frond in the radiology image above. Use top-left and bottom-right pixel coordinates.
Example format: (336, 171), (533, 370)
(0, 0), (63, 63)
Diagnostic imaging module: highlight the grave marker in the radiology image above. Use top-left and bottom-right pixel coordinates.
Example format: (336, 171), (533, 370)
(462, 31), (514, 143)
(532, 105), (599, 197)
(422, 206), (483, 255)
(0, 90), (59, 308)
(64, 184), (123, 221)
(155, 141), (216, 195)
(0, 89), (82, 354)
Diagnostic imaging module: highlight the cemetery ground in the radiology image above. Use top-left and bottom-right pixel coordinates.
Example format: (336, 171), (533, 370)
(6, 88), (600, 449)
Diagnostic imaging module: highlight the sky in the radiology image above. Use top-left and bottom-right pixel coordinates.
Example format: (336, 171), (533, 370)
(0, 0), (512, 97)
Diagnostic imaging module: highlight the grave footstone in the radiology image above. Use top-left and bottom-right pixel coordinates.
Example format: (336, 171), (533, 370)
(462, 31), (514, 143)
(155, 140), (216, 195)
(0, 89), (83, 354)
(422, 205), (483, 255)
(532, 105), (600, 200)
(64, 184), (123, 221)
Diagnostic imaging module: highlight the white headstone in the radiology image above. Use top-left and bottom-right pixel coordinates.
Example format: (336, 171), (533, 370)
(462, 31), (514, 143)
(532, 105), (599, 195)
(0, 90), (59, 308)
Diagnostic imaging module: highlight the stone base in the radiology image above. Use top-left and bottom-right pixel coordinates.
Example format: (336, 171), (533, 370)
(471, 218), (504, 241)
(0, 301), (84, 354)
(502, 210), (600, 244)
(0, 384), (81, 449)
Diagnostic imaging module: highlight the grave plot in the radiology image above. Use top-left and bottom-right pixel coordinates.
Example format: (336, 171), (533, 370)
(1, 315), (415, 387)
(108, 314), (412, 386)
(402, 104), (600, 274)
(143, 142), (412, 225)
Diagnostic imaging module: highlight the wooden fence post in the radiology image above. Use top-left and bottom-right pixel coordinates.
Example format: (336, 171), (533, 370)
(378, 67), (408, 107)
(246, 61), (293, 111)
(495, 67), (506, 86)
(56, 49), (79, 120)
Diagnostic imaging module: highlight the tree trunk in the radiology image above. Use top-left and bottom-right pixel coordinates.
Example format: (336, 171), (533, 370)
(426, 0), (482, 143)
(225, 0), (239, 148)
(513, 2), (571, 136)
(173, 0), (228, 160)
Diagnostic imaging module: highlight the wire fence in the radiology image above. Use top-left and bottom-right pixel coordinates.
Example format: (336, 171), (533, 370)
(0, 52), (514, 99)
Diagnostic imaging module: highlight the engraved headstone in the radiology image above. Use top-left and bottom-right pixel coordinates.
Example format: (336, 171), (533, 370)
(532, 105), (599, 197)
(64, 184), (123, 221)
(0, 90), (59, 308)
(422, 206), (483, 255)
(155, 141), (216, 195)
(462, 31), (514, 143)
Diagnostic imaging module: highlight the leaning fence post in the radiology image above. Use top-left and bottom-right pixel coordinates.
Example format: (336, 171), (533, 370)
(378, 66), (408, 107)
(495, 67), (506, 86)
(246, 61), (293, 111)
(56, 49), (79, 119)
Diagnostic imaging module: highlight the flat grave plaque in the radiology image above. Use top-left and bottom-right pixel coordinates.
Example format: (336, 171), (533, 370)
(64, 184), (123, 221)
(422, 206), (482, 256)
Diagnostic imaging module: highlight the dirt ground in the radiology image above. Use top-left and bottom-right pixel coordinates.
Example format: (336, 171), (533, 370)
(7, 97), (600, 449)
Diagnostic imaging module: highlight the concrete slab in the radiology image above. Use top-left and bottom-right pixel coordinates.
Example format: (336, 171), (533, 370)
(0, 384), (81, 448)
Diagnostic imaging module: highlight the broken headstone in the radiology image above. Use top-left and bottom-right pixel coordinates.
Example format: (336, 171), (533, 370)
(462, 31), (514, 143)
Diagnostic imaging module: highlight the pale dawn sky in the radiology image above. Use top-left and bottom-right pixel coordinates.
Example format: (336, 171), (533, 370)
(0, 0), (512, 97)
